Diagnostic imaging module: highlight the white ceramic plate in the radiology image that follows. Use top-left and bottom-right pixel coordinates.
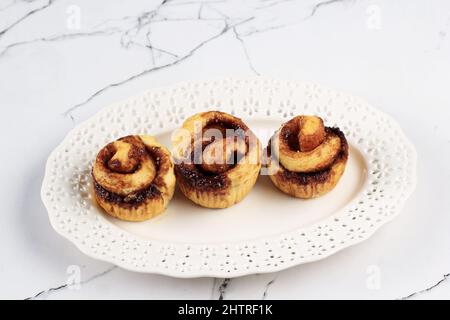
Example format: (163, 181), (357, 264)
(41, 78), (417, 278)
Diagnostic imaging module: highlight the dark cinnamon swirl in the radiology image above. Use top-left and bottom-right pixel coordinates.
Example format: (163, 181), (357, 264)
(265, 115), (348, 199)
(92, 135), (176, 221)
(172, 111), (261, 208)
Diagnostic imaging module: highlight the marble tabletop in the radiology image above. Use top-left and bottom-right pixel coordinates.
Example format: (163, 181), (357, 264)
(1, 0), (450, 300)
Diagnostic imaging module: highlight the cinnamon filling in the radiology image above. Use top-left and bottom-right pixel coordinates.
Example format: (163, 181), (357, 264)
(93, 179), (161, 207)
(175, 115), (253, 191)
(280, 116), (325, 152)
(268, 127), (348, 185)
(93, 135), (167, 206)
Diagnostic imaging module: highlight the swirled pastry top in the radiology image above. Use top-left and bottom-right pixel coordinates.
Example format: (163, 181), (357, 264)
(92, 135), (174, 206)
(271, 116), (342, 173)
(173, 111), (261, 192)
(267, 127), (348, 184)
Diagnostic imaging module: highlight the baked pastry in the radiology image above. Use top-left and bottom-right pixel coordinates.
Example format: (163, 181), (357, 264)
(172, 111), (261, 208)
(92, 135), (176, 221)
(264, 115), (348, 199)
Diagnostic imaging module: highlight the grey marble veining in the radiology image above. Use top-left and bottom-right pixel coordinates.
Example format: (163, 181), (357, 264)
(1, 0), (450, 299)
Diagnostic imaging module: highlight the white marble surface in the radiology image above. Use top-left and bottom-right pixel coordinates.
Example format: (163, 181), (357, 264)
(1, 0), (450, 300)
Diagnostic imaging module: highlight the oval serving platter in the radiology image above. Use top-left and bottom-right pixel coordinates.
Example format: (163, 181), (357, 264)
(41, 78), (417, 278)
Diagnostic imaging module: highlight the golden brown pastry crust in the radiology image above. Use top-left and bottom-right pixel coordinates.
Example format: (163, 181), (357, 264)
(173, 111), (261, 208)
(92, 135), (176, 221)
(297, 115), (325, 152)
(265, 116), (348, 199)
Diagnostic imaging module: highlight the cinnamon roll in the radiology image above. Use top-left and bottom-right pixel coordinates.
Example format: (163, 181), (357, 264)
(172, 111), (261, 208)
(265, 115), (348, 199)
(92, 135), (176, 221)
